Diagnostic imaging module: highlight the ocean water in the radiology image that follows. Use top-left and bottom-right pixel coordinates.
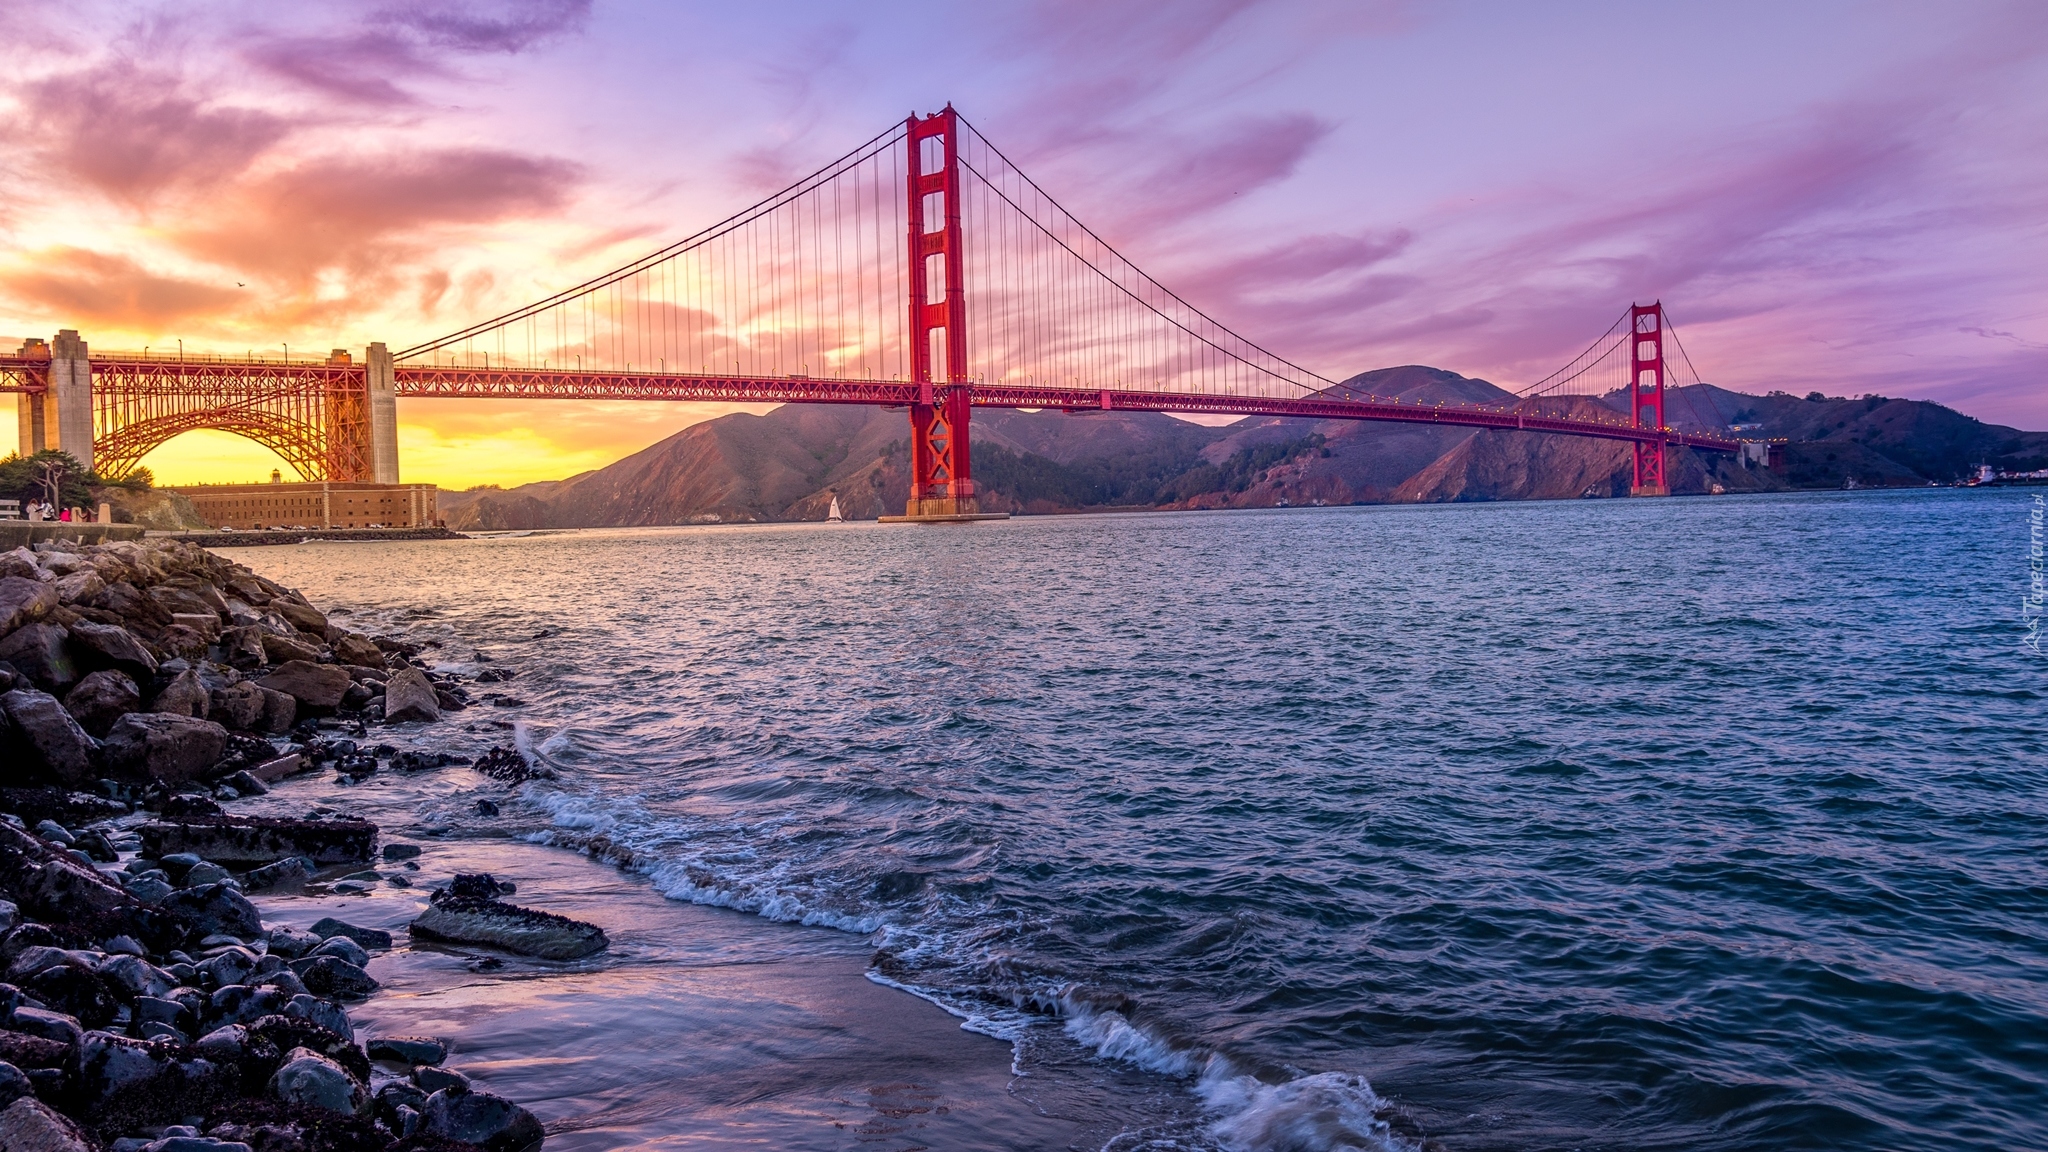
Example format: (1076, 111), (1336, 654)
(227, 488), (2048, 1152)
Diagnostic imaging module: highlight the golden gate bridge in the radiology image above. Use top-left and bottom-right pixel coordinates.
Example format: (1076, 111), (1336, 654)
(0, 107), (1742, 517)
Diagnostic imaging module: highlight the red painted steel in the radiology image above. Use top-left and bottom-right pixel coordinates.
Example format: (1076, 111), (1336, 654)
(904, 107), (977, 514)
(1629, 303), (1668, 495)
(86, 355), (370, 482)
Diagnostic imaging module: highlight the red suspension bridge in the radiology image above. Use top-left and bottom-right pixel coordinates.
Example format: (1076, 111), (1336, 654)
(1, 107), (1741, 515)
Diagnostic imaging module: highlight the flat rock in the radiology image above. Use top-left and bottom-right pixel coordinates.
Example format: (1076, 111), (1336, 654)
(310, 917), (392, 950)
(256, 660), (350, 710)
(409, 891), (608, 961)
(367, 1035), (447, 1066)
(138, 815), (377, 867)
(101, 713), (230, 783)
(259, 632), (320, 665)
(1, 689), (99, 787)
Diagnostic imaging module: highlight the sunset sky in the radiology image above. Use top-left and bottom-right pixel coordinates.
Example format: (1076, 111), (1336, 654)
(2, 1), (2043, 489)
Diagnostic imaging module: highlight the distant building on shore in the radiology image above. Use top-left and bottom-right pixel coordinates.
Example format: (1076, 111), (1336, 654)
(174, 472), (439, 529)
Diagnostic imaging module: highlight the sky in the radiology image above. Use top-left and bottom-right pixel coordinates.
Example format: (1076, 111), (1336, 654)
(1, 0), (2044, 489)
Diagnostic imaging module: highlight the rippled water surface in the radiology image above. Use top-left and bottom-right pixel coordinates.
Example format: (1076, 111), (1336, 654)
(229, 489), (2048, 1151)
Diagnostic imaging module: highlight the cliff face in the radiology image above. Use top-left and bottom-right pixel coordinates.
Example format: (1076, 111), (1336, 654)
(434, 371), (2043, 526)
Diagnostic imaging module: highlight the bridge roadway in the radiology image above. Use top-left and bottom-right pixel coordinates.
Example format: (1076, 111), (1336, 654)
(0, 354), (1743, 461)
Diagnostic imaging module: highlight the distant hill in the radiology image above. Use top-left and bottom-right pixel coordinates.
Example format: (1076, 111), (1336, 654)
(437, 369), (2048, 527)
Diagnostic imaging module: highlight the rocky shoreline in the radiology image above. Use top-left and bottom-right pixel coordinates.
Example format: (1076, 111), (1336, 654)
(0, 539), (590, 1152)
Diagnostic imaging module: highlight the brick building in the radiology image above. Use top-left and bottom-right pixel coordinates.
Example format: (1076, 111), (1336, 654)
(176, 477), (439, 530)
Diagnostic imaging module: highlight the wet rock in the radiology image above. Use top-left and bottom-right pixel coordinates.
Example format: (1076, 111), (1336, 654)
(288, 956), (377, 1000)
(150, 667), (212, 719)
(124, 874), (175, 904)
(265, 927), (321, 959)
(472, 746), (555, 784)
(102, 713), (231, 784)
(258, 632), (320, 666)
(368, 1035), (447, 1066)
(198, 947), (259, 988)
(309, 918), (391, 951)
(0, 1096), (95, 1152)
(412, 1065), (467, 1094)
(245, 857), (315, 891)
(473, 799), (499, 817)
(410, 877), (608, 960)
(245, 1014), (370, 1081)
(255, 661), (349, 711)
(421, 1081), (545, 1152)
(65, 620), (157, 681)
(379, 667), (442, 724)
(138, 815), (377, 867)
(382, 842), (422, 860)
(61, 669), (140, 739)
(77, 1029), (235, 1130)
(0, 576), (59, 636)
(305, 936), (369, 968)
(159, 882), (263, 940)
(269, 1045), (364, 1115)
(281, 994), (351, 1040)
(0, 624), (77, 693)
(182, 861), (232, 887)
(143, 1138), (250, 1152)
(1, 689), (99, 786)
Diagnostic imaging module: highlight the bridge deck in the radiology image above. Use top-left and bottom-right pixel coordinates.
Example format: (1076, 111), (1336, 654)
(0, 356), (1741, 453)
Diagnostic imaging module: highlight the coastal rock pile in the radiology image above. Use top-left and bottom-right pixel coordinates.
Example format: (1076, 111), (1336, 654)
(0, 540), (556, 1150)
(0, 810), (546, 1151)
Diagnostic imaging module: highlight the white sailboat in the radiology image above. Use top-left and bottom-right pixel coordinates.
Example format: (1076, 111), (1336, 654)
(826, 495), (844, 522)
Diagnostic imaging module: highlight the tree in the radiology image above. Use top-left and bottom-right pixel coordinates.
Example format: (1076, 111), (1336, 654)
(0, 450), (100, 509)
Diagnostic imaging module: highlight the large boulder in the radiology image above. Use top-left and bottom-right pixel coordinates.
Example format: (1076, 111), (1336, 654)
(101, 713), (230, 783)
(0, 1096), (94, 1152)
(272, 599), (328, 636)
(380, 667), (441, 724)
(259, 632), (321, 665)
(270, 1045), (365, 1115)
(290, 956), (378, 1000)
(147, 585), (219, 619)
(1, 689), (98, 786)
(149, 668), (211, 719)
(421, 1082), (544, 1152)
(219, 625), (267, 671)
(159, 882), (263, 939)
(64, 669), (141, 737)
(330, 632), (385, 668)
(208, 681), (268, 731)
(64, 620), (156, 681)
(137, 815), (377, 867)
(74, 1030), (235, 1131)
(51, 569), (104, 607)
(256, 661), (350, 710)
(256, 686), (296, 733)
(0, 624), (77, 692)
(154, 624), (212, 659)
(0, 576), (58, 636)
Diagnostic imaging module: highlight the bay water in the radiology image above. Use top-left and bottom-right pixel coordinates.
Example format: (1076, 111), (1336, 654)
(226, 488), (2047, 1151)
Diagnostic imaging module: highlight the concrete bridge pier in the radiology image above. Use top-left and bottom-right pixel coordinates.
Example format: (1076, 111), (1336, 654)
(367, 342), (398, 483)
(16, 331), (92, 469)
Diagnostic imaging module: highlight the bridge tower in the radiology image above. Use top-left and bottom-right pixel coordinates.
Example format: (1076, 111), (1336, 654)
(1629, 303), (1668, 497)
(897, 106), (983, 520)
